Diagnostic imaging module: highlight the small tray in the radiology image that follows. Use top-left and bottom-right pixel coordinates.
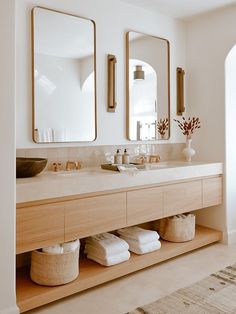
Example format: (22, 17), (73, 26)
(101, 164), (119, 171)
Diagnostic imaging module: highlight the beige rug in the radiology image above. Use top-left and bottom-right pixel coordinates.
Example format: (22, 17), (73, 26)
(128, 264), (236, 314)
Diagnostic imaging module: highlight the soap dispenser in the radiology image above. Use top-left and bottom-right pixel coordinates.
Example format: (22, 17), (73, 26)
(114, 149), (122, 164)
(122, 149), (130, 164)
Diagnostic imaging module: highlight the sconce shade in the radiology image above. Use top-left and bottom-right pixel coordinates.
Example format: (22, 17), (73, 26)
(134, 65), (145, 80)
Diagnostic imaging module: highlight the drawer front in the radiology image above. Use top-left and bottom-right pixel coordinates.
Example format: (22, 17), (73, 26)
(16, 203), (64, 254)
(163, 180), (202, 217)
(65, 193), (126, 241)
(203, 177), (222, 208)
(127, 187), (163, 226)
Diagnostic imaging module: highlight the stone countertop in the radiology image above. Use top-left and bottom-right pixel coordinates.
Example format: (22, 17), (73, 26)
(16, 161), (223, 204)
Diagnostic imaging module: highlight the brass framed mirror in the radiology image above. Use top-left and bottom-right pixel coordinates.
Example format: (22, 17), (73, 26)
(32, 7), (97, 143)
(126, 31), (170, 141)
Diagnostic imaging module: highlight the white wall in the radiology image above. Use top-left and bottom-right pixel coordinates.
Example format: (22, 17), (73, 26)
(0, 1), (18, 314)
(16, 0), (186, 148)
(186, 4), (236, 241)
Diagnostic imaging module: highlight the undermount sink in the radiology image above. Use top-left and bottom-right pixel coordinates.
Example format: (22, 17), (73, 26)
(16, 157), (47, 178)
(134, 161), (189, 170)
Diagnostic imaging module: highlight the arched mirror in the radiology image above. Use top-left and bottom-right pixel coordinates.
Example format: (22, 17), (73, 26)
(126, 31), (170, 141)
(32, 7), (97, 143)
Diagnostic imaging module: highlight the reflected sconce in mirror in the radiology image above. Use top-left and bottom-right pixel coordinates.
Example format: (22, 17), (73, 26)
(176, 67), (185, 116)
(107, 54), (117, 112)
(134, 65), (145, 80)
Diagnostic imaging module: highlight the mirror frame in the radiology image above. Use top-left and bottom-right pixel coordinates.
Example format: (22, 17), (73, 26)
(126, 31), (171, 141)
(31, 6), (97, 143)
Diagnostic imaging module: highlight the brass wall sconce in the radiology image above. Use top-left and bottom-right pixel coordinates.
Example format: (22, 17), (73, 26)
(107, 54), (117, 112)
(176, 67), (185, 115)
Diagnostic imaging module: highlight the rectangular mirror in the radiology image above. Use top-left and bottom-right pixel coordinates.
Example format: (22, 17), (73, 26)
(32, 7), (96, 143)
(126, 31), (170, 141)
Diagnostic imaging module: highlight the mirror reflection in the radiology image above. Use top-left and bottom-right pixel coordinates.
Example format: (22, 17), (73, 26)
(127, 31), (170, 141)
(32, 7), (96, 143)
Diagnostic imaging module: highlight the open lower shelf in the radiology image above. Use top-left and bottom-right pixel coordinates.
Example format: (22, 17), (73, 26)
(16, 225), (222, 313)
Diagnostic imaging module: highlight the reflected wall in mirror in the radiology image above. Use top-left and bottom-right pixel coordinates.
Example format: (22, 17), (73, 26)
(32, 7), (96, 143)
(126, 31), (170, 141)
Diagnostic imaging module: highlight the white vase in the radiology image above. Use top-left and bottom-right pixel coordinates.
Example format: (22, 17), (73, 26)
(182, 138), (195, 162)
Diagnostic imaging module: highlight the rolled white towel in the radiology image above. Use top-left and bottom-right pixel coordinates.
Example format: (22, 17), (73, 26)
(117, 227), (159, 245)
(87, 250), (130, 266)
(85, 233), (129, 256)
(85, 243), (128, 260)
(62, 239), (80, 253)
(120, 237), (161, 255)
(42, 245), (63, 254)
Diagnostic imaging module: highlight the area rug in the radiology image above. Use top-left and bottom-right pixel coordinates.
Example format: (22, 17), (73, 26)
(128, 264), (236, 314)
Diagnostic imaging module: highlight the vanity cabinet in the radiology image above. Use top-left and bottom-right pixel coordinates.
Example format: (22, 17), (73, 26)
(203, 177), (223, 208)
(16, 203), (64, 254)
(163, 181), (202, 216)
(16, 175), (223, 313)
(127, 187), (163, 225)
(65, 193), (126, 241)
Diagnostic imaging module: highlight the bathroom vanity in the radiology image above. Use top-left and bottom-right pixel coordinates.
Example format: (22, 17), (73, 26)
(16, 162), (223, 312)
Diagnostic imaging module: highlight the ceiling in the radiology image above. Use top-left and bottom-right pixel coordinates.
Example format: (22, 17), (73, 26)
(120, 0), (236, 19)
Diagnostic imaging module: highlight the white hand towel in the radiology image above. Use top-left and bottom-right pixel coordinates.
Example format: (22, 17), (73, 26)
(42, 245), (63, 254)
(117, 227), (159, 245)
(87, 250), (130, 266)
(120, 237), (161, 255)
(84, 243), (128, 260)
(62, 239), (80, 253)
(85, 233), (129, 256)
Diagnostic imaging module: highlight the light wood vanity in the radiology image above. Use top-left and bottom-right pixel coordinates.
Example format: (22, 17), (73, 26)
(16, 164), (223, 312)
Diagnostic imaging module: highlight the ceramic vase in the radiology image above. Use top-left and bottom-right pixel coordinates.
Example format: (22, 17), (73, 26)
(182, 138), (195, 162)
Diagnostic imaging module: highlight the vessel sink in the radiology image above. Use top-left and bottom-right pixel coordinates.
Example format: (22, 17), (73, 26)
(16, 157), (47, 178)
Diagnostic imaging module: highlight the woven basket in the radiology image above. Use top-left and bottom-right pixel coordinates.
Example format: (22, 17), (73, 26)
(30, 247), (79, 286)
(159, 214), (195, 243)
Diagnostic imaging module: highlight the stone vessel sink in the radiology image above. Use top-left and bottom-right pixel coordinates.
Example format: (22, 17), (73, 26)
(16, 157), (47, 178)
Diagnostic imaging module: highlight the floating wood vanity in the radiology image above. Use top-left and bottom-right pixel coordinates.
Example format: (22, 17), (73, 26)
(16, 162), (223, 312)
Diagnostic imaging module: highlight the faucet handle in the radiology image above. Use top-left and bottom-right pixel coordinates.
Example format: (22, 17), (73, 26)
(149, 155), (161, 163)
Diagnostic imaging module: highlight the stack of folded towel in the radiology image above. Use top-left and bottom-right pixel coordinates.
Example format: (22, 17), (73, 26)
(42, 239), (80, 254)
(84, 233), (130, 266)
(117, 226), (161, 255)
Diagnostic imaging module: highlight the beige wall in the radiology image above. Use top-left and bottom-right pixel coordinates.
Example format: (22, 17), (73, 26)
(0, 1), (18, 313)
(186, 4), (236, 243)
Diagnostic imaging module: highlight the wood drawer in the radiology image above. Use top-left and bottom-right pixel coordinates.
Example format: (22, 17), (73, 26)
(65, 193), (126, 241)
(127, 187), (163, 225)
(16, 203), (64, 254)
(203, 177), (222, 208)
(163, 180), (202, 216)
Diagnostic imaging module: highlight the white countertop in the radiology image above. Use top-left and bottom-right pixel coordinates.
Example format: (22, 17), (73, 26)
(16, 161), (223, 204)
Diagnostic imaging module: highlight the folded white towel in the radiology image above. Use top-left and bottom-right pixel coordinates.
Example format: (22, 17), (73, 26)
(85, 233), (129, 256)
(87, 250), (130, 266)
(117, 227), (159, 245)
(85, 243), (128, 260)
(62, 239), (80, 253)
(42, 245), (63, 254)
(120, 237), (161, 255)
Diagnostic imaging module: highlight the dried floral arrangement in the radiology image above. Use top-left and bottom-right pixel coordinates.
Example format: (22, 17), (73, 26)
(157, 118), (169, 138)
(174, 116), (201, 139)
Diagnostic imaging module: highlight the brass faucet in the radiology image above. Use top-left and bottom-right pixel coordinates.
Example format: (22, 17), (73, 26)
(135, 154), (161, 164)
(52, 162), (62, 172)
(66, 161), (82, 171)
